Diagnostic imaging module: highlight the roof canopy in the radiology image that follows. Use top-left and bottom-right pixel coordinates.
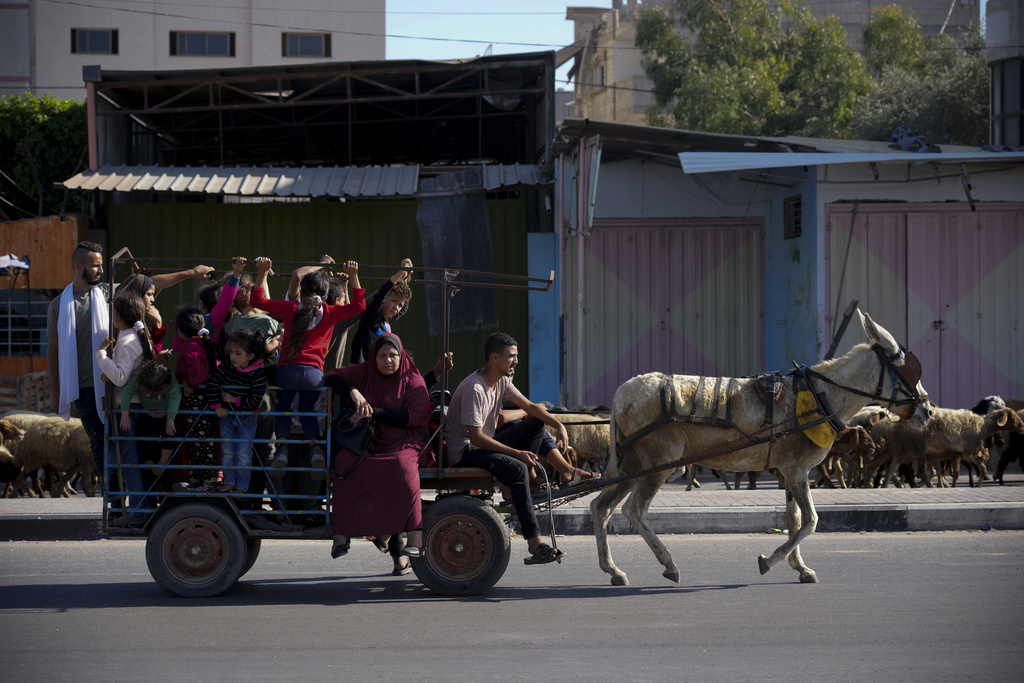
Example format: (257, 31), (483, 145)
(90, 52), (555, 169)
(61, 163), (548, 198)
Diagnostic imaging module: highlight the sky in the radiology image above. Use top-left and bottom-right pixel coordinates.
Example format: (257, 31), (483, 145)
(385, 1), (579, 90)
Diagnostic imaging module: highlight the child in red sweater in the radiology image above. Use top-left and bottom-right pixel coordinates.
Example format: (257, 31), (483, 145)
(250, 257), (364, 479)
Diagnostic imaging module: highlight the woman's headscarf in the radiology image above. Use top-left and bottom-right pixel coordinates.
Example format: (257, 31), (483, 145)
(119, 273), (155, 302)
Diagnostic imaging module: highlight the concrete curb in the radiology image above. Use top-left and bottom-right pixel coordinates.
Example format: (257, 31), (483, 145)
(5, 502), (1022, 542)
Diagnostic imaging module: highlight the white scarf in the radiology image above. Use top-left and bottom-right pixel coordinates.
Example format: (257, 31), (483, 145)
(57, 282), (109, 421)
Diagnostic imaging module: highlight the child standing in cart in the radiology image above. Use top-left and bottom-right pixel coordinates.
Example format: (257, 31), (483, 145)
(249, 256), (365, 478)
(206, 328), (268, 494)
(172, 308), (219, 490)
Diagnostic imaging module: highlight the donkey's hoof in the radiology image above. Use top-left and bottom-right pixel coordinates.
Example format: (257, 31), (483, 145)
(662, 568), (680, 583)
(611, 574), (629, 587)
(799, 571), (819, 584)
(757, 555), (771, 575)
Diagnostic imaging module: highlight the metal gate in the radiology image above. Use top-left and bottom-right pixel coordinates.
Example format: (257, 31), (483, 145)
(826, 203), (1024, 408)
(564, 217), (764, 407)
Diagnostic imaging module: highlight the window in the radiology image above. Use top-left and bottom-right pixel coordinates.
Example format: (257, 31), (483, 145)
(170, 31), (236, 57)
(992, 58), (1023, 146)
(784, 195), (802, 239)
(71, 29), (118, 54)
(283, 33), (331, 58)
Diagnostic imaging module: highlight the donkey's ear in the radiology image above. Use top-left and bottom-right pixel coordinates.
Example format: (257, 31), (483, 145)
(859, 310), (877, 341)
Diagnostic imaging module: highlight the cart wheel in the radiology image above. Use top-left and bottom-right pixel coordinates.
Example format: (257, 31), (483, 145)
(240, 538), (262, 578)
(413, 496), (511, 596)
(145, 502), (246, 598)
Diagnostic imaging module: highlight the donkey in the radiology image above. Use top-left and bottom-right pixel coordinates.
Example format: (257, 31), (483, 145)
(592, 311), (932, 586)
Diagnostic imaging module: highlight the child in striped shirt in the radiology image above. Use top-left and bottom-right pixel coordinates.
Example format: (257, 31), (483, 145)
(206, 329), (268, 493)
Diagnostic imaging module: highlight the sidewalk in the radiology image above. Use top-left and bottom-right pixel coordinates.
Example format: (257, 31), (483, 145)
(3, 473), (1023, 541)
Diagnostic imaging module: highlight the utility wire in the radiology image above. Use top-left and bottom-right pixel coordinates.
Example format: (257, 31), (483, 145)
(38, 0), (994, 55)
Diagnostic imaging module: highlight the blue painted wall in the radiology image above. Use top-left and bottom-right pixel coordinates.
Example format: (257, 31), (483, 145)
(765, 166), (825, 370)
(527, 232), (560, 404)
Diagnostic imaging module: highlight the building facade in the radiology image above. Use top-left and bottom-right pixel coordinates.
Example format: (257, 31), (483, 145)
(555, 119), (1024, 410)
(0, 0), (385, 101)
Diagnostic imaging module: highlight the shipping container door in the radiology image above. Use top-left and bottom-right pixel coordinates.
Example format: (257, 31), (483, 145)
(828, 203), (1024, 408)
(565, 218), (763, 407)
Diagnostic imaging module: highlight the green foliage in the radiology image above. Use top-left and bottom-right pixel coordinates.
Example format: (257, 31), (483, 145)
(636, 0), (870, 138)
(852, 23), (988, 146)
(861, 5), (927, 77)
(0, 93), (88, 219)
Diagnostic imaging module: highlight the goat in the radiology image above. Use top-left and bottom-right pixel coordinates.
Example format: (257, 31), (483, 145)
(994, 409), (1024, 485)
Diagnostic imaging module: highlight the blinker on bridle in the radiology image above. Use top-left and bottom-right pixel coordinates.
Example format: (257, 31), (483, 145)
(871, 343), (922, 409)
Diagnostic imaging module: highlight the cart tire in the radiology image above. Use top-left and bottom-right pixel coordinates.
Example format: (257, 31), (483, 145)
(240, 538), (262, 578)
(145, 502), (246, 598)
(413, 496), (511, 596)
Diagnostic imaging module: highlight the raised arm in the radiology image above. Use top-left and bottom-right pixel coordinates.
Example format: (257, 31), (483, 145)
(151, 264), (215, 291)
(287, 254), (334, 300)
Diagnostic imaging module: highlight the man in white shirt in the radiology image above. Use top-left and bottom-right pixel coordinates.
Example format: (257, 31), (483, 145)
(46, 241), (109, 480)
(446, 332), (570, 564)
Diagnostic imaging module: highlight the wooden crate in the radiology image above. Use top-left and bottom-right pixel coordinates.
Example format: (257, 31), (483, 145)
(0, 371), (51, 413)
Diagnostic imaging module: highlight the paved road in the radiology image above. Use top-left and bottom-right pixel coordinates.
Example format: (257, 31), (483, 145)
(2, 531), (1021, 682)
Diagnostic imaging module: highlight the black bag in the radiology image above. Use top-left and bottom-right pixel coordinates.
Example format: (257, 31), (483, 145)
(333, 407), (376, 457)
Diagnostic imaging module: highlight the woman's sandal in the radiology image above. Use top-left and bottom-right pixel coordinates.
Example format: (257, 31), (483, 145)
(331, 541), (350, 559)
(392, 557), (412, 576)
(524, 543), (564, 565)
(369, 535), (391, 553)
(401, 546), (424, 558)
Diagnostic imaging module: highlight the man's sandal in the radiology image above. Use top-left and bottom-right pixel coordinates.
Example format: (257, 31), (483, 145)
(524, 543), (564, 565)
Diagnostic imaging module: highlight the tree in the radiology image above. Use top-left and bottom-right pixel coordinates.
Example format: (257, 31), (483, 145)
(0, 93), (88, 219)
(852, 22), (988, 146)
(636, 0), (871, 138)
(861, 5), (926, 77)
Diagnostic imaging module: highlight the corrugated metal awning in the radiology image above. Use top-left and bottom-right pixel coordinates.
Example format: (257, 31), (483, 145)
(678, 151), (1024, 175)
(61, 163), (550, 197)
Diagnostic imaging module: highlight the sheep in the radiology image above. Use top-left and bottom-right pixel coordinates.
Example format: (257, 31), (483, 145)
(871, 407), (1024, 488)
(0, 419), (25, 445)
(9, 417), (97, 498)
(546, 412), (611, 475)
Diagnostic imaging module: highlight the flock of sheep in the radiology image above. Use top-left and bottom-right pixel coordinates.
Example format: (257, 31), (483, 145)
(2, 396), (1022, 499)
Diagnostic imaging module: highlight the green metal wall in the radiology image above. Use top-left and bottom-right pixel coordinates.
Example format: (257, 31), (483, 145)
(107, 197), (532, 394)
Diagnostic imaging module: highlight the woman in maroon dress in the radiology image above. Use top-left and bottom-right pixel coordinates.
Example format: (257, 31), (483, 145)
(324, 333), (428, 563)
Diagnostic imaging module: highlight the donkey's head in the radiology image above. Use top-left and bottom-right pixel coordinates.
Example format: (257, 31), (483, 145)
(859, 311), (931, 426)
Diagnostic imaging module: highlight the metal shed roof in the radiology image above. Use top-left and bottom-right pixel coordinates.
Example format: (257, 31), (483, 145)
(61, 163), (549, 197)
(677, 151), (1024, 174)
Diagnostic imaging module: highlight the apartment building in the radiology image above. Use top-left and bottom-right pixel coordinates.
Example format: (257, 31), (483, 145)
(0, 0), (385, 100)
(564, 0), (981, 125)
